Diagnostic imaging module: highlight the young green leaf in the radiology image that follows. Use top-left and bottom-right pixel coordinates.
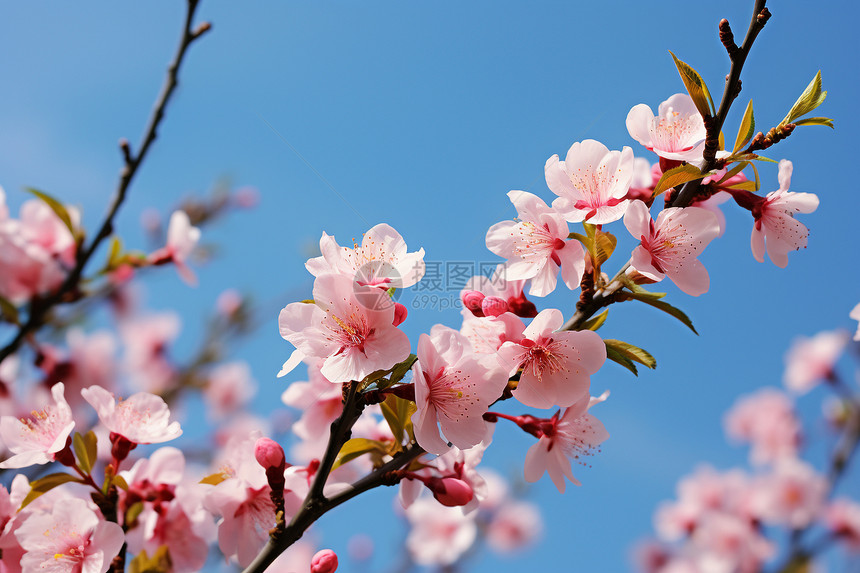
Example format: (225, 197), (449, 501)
(605, 345), (638, 376)
(652, 164), (704, 198)
(793, 117), (835, 129)
(380, 393), (417, 447)
(733, 100), (755, 152)
(594, 230), (617, 267)
(73, 432), (93, 474)
(19, 473), (82, 510)
(604, 339), (657, 370)
(780, 71), (827, 126)
(669, 51), (715, 118)
(0, 295), (19, 325)
(581, 309), (609, 331)
(332, 438), (388, 471)
(24, 187), (76, 238)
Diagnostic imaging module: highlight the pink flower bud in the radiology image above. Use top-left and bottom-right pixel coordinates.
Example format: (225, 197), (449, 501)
(254, 437), (286, 470)
(481, 296), (508, 317)
(392, 302), (408, 327)
(461, 290), (485, 315)
(310, 549), (339, 573)
(428, 477), (474, 507)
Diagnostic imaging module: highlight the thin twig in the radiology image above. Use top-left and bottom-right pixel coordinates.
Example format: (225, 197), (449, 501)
(0, 0), (210, 365)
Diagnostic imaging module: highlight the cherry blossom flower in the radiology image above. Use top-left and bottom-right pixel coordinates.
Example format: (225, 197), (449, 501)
(524, 392), (609, 492)
(626, 93), (707, 163)
(486, 500), (543, 554)
(485, 191), (585, 297)
(497, 308), (605, 409)
(723, 388), (801, 465)
(412, 328), (507, 454)
(624, 200), (720, 296)
(305, 223), (425, 289)
(753, 459), (828, 528)
(203, 361), (257, 420)
(14, 497), (124, 573)
(545, 139), (634, 224)
(460, 263), (537, 318)
(0, 382), (75, 469)
(824, 498), (860, 551)
(278, 273), (411, 382)
(281, 359), (343, 440)
(120, 312), (180, 393)
(750, 160), (819, 268)
(148, 210), (201, 286)
(82, 385), (182, 444)
(459, 309), (525, 357)
(405, 498), (477, 566)
(783, 329), (849, 393)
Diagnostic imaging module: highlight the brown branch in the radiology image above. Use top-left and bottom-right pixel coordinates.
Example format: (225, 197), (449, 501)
(670, 0), (770, 208)
(0, 0), (210, 365)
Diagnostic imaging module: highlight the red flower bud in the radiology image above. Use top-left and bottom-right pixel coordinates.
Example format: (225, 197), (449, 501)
(427, 477), (474, 507)
(254, 437), (286, 471)
(481, 296), (508, 318)
(392, 302), (408, 327)
(311, 549), (339, 573)
(461, 290), (485, 316)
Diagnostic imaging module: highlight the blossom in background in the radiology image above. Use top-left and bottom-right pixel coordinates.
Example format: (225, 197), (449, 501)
(278, 273), (411, 382)
(545, 139), (634, 224)
(120, 311), (180, 393)
(148, 210), (201, 286)
(485, 191), (585, 297)
(723, 388), (801, 466)
(524, 392), (609, 492)
(412, 328), (506, 454)
(851, 303), (860, 341)
(626, 93), (707, 163)
(280, 359), (343, 440)
(0, 382), (74, 469)
(305, 223), (425, 289)
(203, 361), (257, 420)
(497, 309), (605, 409)
(750, 160), (819, 268)
(405, 498), (477, 566)
(14, 497), (124, 573)
(783, 329), (849, 393)
(82, 385), (182, 445)
(823, 499), (860, 552)
(486, 500), (543, 554)
(624, 200), (720, 296)
(753, 459), (828, 529)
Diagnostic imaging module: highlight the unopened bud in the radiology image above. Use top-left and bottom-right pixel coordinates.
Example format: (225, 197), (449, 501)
(481, 296), (508, 318)
(254, 437), (286, 471)
(507, 293), (538, 318)
(428, 477), (474, 507)
(311, 549), (339, 573)
(392, 302), (408, 327)
(461, 290), (485, 315)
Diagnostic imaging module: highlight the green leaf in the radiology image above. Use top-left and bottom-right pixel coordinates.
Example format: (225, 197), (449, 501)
(24, 187), (76, 238)
(669, 51), (715, 118)
(620, 276), (667, 300)
(781, 71), (827, 126)
(715, 161), (749, 186)
(581, 309), (609, 331)
(628, 292), (698, 334)
(125, 501), (145, 529)
(73, 432), (93, 474)
(332, 438), (388, 471)
(594, 231), (617, 267)
(605, 345), (638, 376)
(129, 546), (172, 573)
(725, 180), (757, 192)
(733, 100), (755, 152)
(0, 295), (19, 325)
(604, 339), (656, 370)
(380, 393), (417, 447)
(388, 354), (417, 386)
(107, 236), (123, 267)
(113, 475), (129, 491)
(19, 473), (82, 510)
(793, 116), (835, 129)
(652, 163), (704, 198)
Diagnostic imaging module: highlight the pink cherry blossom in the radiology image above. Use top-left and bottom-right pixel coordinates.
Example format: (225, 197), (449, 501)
(824, 498), (860, 551)
(723, 388), (801, 465)
(626, 94), (707, 163)
(624, 200), (720, 296)
(203, 361), (257, 420)
(460, 263), (537, 318)
(545, 139), (634, 224)
(412, 328), (507, 454)
(750, 160), (819, 268)
(486, 500), (543, 554)
(120, 312), (180, 393)
(753, 459), (828, 528)
(0, 382), (75, 469)
(497, 308), (605, 409)
(148, 210), (201, 286)
(689, 511), (775, 573)
(281, 359), (343, 440)
(305, 223), (425, 289)
(524, 392), (609, 492)
(14, 497), (124, 573)
(405, 498), (477, 566)
(783, 329), (849, 393)
(311, 549), (339, 573)
(278, 274), (411, 382)
(459, 309), (524, 357)
(486, 191), (585, 297)
(81, 385), (182, 444)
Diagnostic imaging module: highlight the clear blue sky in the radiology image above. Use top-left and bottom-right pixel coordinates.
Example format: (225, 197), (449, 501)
(0, 1), (857, 571)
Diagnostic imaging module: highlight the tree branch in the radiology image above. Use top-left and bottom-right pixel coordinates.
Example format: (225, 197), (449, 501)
(670, 0), (770, 209)
(0, 0), (210, 365)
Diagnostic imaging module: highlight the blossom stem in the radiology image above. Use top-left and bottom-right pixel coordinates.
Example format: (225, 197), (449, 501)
(0, 0), (210, 365)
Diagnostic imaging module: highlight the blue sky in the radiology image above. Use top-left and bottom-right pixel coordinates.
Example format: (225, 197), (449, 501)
(1, 1), (858, 571)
